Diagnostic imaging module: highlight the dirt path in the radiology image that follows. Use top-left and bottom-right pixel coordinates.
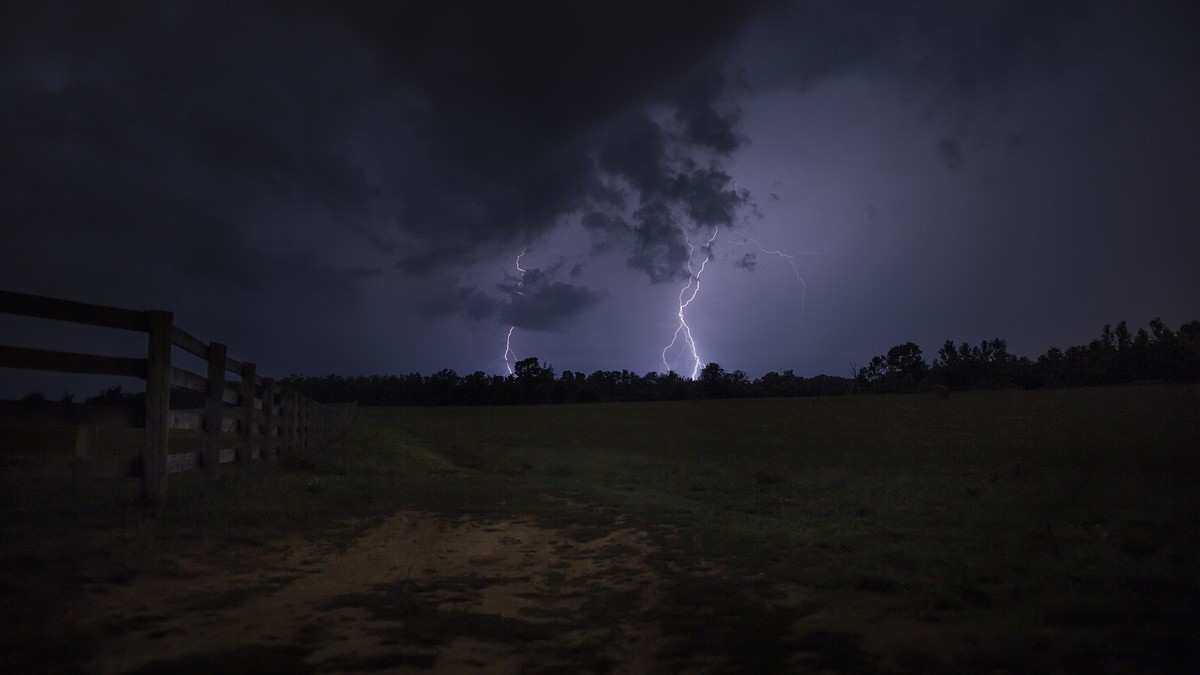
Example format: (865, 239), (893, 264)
(81, 511), (677, 674)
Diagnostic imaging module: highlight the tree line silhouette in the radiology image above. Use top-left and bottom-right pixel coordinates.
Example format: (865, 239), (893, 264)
(279, 317), (1199, 406)
(856, 318), (1199, 394)
(281, 360), (857, 407)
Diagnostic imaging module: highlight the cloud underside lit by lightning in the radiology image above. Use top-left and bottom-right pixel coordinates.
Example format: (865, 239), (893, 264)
(661, 226), (719, 379)
(488, 228), (812, 379)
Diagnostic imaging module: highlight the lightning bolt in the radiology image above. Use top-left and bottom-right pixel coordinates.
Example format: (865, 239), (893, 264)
(514, 247), (528, 276)
(727, 235), (820, 325)
(502, 247), (528, 375)
(661, 226), (719, 380)
(503, 326), (517, 375)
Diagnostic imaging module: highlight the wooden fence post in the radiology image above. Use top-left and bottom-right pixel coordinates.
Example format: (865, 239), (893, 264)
(203, 342), (227, 480)
(280, 388), (294, 457)
(299, 397), (309, 453)
(262, 377), (277, 463)
(240, 362), (257, 463)
(143, 310), (172, 503)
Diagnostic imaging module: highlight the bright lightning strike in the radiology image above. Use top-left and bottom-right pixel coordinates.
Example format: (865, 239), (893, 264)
(514, 247), (528, 276)
(502, 247), (528, 375)
(662, 226), (719, 380)
(503, 326), (517, 375)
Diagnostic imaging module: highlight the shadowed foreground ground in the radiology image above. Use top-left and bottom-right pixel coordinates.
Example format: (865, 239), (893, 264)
(2, 386), (1198, 673)
(80, 509), (710, 674)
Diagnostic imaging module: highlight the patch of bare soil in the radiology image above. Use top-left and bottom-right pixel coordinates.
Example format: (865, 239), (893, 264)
(80, 511), (679, 674)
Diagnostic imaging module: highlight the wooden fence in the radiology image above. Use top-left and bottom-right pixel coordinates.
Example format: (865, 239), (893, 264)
(0, 289), (357, 502)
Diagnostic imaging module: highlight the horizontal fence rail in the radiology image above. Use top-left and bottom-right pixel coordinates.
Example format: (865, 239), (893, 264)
(0, 289), (357, 502)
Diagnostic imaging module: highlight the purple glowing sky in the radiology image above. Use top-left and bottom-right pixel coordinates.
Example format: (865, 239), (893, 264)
(2, 1), (1198, 395)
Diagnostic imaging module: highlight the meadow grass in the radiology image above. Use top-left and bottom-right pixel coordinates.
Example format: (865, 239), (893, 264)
(367, 385), (1198, 671)
(1, 384), (1197, 672)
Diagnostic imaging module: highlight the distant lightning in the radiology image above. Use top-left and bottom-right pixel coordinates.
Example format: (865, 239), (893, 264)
(661, 226), (719, 379)
(502, 247), (528, 375)
(514, 247), (528, 276)
(727, 235), (820, 324)
(503, 326), (517, 375)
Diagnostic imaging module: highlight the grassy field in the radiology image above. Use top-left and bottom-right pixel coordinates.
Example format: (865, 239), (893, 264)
(2, 385), (1197, 673)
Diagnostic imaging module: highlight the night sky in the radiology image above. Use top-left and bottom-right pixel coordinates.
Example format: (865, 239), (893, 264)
(3, 1), (1198, 396)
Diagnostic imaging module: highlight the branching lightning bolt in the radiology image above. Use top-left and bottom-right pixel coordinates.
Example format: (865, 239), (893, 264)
(662, 227), (719, 380)
(502, 247), (528, 375)
(727, 235), (821, 324)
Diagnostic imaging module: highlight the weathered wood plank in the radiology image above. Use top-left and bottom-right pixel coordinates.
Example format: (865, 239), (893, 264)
(281, 388), (296, 455)
(168, 410), (202, 430)
(262, 378), (277, 463)
(143, 311), (172, 503)
(170, 326), (209, 360)
(239, 362), (257, 463)
(166, 451), (200, 474)
(168, 409), (235, 433)
(171, 366), (207, 392)
(0, 345), (145, 377)
(203, 342), (226, 481)
(176, 367), (238, 403)
(0, 289), (150, 332)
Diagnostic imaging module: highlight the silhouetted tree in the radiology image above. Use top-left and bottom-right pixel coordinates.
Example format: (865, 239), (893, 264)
(698, 362), (728, 398)
(859, 342), (928, 392)
(856, 355), (888, 391)
(886, 342), (928, 391)
(514, 357), (555, 403)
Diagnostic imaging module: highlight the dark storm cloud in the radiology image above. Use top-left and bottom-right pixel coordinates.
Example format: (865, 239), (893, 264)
(667, 165), (749, 227)
(2, 0), (773, 308)
(1, 1), (385, 299)
(418, 286), (497, 322)
(739, 0), (1092, 109)
(673, 71), (748, 154)
(396, 243), (488, 277)
(935, 137), (963, 170)
(605, 160), (750, 282)
(3, 0), (1198, 387)
(581, 91), (753, 283)
(321, 0), (771, 275)
(504, 281), (608, 334)
(419, 259), (606, 333)
(580, 212), (631, 254)
(627, 203), (692, 283)
(496, 265), (607, 333)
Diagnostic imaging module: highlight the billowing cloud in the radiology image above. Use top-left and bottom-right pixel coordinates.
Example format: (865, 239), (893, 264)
(3, 0), (1196, 388)
(420, 258), (607, 333)
(496, 264), (607, 333)
(1, 1), (771, 307)
(580, 94), (754, 283)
